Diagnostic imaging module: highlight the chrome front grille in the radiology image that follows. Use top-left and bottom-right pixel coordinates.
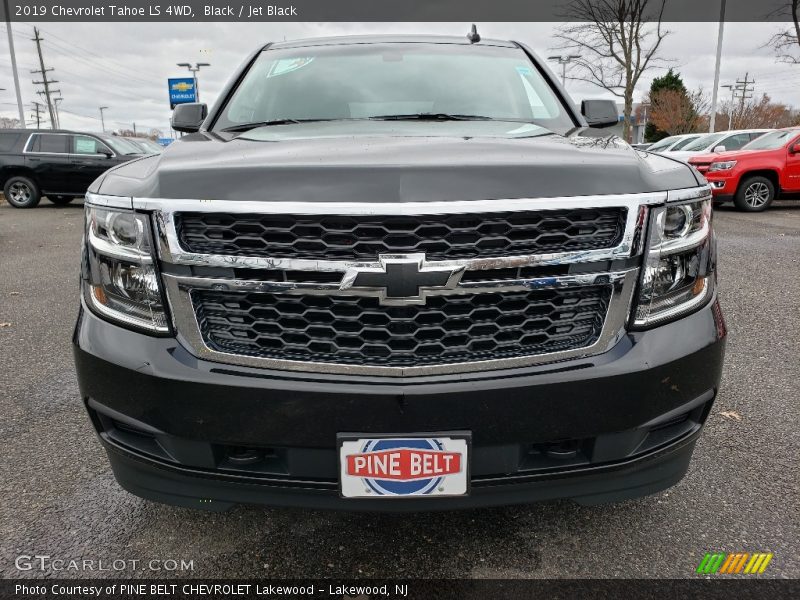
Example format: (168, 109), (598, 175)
(175, 207), (627, 261)
(192, 286), (612, 368)
(99, 190), (712, 376)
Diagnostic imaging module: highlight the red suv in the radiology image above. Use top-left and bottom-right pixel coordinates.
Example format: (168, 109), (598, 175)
(689, 127), (800, 211)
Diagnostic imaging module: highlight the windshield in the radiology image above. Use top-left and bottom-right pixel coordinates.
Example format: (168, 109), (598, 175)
(647, 136), (680, 152)
(102, 136), (142, 155)
(126, 138), (162, 153)
(671, 135), (701, 150)
(743, 129), (800, 151)
(213, 43), (575, 134)
(142, 140), (164, 152)
(682, 133), (726, 152)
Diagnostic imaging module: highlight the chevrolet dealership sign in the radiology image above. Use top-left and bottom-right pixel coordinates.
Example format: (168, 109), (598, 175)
(168, 77), (196, 108)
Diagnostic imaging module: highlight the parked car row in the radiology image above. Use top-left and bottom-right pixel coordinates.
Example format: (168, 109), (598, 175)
(645, 133), (703, 153)
(644, 129), (772, 160)
(0, 129), (159, 208)
(665, 129), (772, 162)
(634, 127), (800, 212)
(689, 127), (800, 212)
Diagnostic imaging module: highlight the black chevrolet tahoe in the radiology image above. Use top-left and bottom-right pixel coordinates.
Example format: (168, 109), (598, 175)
(73, 35), (726, 511)
(0, 129), (143, 208)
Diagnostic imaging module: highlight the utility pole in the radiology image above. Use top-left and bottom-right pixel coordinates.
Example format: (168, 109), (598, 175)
(133, 122), (137, 135)
(735, 73), (754, 113)
(31, 101), (45, 128)
(37, 89), (61, 128)
(4, 0), (25, 127)
(731, 73), (754, 128)
(547, 55), (581, 87)
(176, 62), (210, 102)
(99, 106), (109, 132)
(30, 27), (58, 130)
(709, 0), (727, 133)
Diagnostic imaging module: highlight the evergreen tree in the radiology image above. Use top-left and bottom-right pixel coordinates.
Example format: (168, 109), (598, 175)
(645, 69), (687, 142)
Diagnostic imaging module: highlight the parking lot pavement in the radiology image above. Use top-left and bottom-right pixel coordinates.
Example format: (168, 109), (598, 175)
(0, 197), (798, 580)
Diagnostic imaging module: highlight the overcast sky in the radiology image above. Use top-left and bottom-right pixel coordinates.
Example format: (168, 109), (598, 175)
(1, 21), (799, 134)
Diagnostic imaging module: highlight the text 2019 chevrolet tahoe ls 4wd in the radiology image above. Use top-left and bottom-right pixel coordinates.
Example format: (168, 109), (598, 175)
(73, 35), (725, 511)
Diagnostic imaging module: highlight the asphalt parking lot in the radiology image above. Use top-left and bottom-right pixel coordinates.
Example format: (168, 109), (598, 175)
(0, 196), (798, 580)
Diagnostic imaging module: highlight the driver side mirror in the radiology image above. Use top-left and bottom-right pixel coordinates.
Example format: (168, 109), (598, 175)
(171, 103), (208, 133)
(580, 100), (619, 129)
(713, 145), (726, 153)
(790, 143), (800, 155)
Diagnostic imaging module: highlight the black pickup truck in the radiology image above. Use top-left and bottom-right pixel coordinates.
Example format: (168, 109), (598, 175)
(0, 129), (143, 208)
(73, 34), (725, 511)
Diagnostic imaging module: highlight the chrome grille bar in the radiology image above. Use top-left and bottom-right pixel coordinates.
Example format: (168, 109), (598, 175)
(85, 187), (711, 376)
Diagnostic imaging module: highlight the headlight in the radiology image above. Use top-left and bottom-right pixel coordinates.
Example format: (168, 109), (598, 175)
(708, 160), (736, 172)
(633, 195), (715, 328)
(83, 204), (169, 333)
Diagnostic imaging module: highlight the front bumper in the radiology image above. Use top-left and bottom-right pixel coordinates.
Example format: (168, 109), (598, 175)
(703, 173), (736, 199)
(73, 296), (726, 511)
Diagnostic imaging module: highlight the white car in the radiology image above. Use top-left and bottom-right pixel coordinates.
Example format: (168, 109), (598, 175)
(645, 133), (704, 153)
(665, 129), (772, 162)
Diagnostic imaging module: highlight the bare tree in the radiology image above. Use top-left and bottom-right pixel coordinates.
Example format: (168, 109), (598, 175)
(0, 117), (22, 129)
(645, 88), (710, 135)
(766, 0), (800, 63)
(719, 94), (794, 129)
(553, 0), (671, 141)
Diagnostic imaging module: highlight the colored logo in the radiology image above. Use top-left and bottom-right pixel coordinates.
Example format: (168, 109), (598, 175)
(168, 77), (197, 108)
(346, 438), (460, 496)
(696, 552), (773, 575)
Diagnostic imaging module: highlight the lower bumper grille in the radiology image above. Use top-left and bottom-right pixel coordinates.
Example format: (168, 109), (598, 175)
(192, 286), (612, 368)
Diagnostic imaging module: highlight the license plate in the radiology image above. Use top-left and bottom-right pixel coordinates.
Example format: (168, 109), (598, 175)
(338, 433), (470, 498)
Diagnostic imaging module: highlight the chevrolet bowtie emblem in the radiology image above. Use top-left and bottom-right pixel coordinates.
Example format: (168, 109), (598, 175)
(340, 254), (465, 305)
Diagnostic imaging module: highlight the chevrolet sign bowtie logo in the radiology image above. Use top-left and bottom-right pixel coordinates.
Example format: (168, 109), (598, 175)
(340, 254), (464, 305)
(172, 82), (193, 92)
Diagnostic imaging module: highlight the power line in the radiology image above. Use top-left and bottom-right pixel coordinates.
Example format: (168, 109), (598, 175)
(40, 38), (156, 87)
(12, 22), (157, 86)
(30, 23), (157, 83)
(57, 106), (164, 131)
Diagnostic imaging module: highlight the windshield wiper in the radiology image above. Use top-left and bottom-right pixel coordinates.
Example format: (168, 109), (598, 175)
(368, 113), (497, 122)
(221, 118), (337, 132)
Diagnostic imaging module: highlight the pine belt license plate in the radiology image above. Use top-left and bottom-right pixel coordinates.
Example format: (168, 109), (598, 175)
(338, 433), (471, 499)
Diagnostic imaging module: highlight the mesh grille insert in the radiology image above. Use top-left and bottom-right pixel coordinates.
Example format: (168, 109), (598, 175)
(176, 208), (627, 261)
(193, 286), (612, 367)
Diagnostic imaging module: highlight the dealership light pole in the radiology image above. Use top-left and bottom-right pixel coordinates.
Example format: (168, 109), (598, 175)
(53, 97), (62, 129)
(99, 106), (109, 132)
(721, 83), (736, 130)
(177, 62), (210, 103)
(708, 0), (727, 133)
(547, 55), (581, 87)
(4, 0), (26, 128)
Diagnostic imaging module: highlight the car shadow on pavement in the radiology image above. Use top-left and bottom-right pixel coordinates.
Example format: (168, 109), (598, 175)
(116, 492), (668, 579)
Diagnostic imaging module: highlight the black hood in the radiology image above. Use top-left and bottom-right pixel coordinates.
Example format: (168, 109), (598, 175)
(93, 122), (701, 201)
